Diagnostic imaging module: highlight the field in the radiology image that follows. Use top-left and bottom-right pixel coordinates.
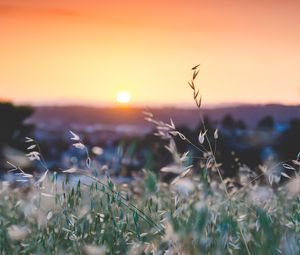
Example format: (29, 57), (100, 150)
(0, 67), (299, 255)
(0, 151), (299, 255)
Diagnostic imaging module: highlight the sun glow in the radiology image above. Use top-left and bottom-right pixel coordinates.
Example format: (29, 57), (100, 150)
(116, 91), (131, 104)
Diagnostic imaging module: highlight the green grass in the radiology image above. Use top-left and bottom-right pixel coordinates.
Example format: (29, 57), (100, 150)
(0, 165), (299, 254)
(0, 65), (299, 254)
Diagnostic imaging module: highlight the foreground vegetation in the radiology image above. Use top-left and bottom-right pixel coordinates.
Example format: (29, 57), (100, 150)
(0, 66), (299, 254)
(0, 158), (299, 255)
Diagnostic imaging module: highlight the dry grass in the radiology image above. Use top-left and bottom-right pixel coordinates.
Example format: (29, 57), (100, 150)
(0, 65), (299, 254)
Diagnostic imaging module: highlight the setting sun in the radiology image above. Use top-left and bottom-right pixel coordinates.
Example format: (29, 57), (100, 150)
(116, 91), (131, 104)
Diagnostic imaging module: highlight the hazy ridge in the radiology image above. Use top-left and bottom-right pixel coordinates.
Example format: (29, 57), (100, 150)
(29, 104), (300, 130)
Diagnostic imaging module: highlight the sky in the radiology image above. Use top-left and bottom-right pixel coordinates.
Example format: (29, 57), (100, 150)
(0, 0), (300, 107)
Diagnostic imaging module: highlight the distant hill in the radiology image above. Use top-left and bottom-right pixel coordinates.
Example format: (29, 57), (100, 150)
(29, 104), (300, 131)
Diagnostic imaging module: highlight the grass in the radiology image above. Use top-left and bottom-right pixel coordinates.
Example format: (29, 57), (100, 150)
(0, 65), (299, 254)
(0, 165), (299, 254)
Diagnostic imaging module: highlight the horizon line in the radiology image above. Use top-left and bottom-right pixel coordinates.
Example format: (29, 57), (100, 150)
(8, 100), (300, 109)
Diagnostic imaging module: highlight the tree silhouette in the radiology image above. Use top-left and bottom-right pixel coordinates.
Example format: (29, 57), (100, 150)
(276, 119), (300, 160)
(257, 116), (274, 131)
(0, 102), (34, 168)
(222, 114), (236, 131)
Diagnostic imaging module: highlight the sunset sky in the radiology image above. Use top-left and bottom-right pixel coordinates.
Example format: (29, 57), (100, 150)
(1, 0), (300, 107)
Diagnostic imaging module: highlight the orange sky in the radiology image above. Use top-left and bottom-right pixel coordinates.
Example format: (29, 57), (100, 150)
(0, 0), (300, 106)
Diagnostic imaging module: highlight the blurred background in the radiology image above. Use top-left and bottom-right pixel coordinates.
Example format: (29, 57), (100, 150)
(0, 0), (299, 179)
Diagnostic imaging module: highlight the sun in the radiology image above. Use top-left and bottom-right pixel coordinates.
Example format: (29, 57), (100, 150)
(116, 91), (131, 104)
